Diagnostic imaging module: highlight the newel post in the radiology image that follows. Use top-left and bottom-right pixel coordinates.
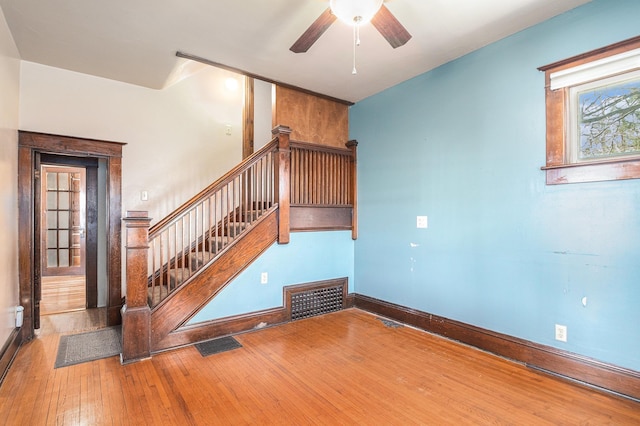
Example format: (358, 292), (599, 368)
(272, 125), (292, 244)
(346, 140), (358, 240)
(121, 211), (152, 364)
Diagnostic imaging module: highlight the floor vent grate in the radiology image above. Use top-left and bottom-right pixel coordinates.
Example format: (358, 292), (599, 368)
(285, 278), (348, 321)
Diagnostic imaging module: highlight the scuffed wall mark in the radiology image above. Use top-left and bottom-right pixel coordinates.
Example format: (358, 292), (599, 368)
(552, 251), (597, 257)
(409, 243), (419, 273)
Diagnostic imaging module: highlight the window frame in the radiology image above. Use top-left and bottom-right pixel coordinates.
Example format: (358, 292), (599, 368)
(538, 35), (640, 185)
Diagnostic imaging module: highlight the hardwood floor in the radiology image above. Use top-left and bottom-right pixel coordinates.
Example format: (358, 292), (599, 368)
(1, 309), (638, 425)
(40, 275), (86, 315)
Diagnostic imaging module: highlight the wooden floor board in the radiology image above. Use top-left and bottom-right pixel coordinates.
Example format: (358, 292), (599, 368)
(40, 275), (86, 315)
(1, 308), (638, 424)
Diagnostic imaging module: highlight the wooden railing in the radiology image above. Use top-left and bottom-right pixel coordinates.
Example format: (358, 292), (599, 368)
(122, 126), (357, 362)
(145, 138), (278, 308)
(290, 141), (355, 206)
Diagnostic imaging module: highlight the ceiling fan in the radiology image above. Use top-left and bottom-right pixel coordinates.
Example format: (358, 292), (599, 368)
(290, 0), (412, 53)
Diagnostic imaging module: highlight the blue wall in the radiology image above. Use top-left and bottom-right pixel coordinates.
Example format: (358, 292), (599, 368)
(350, 0), (640, 371)
(190, 231), (354, 323)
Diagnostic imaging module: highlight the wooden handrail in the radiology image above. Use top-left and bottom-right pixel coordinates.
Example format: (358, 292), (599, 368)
(149, 137), (279, 237)
(290, 140), (353, 155)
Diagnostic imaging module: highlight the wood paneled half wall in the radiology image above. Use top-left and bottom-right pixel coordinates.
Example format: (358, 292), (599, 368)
(273, 86), (349, 148)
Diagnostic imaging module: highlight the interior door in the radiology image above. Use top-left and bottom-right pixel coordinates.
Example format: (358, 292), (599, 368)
(41, 166), (87, 277)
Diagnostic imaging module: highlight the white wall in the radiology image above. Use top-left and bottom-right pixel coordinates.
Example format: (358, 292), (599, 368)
(254, 79), (273, 149)
(19, 61), (244, 223)
(0, 7), (20, 346)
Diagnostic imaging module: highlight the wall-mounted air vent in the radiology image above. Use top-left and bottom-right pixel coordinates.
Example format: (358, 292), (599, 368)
(284, 278), (348, 321)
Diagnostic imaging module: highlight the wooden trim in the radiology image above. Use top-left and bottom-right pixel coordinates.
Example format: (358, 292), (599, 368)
(243, 77), (255, 159)
(345, 293), (355, 308)
(273, 126), (291, 244)
(539, 35), (640, 185)
(153, 308), (288, 353)
(120, 306), (151, 364)
(85, 165), (98, 308)
(538, 34), (640, 73)
(121, 210), (152, 363)
(543, 158), (640, 184)
(18, 146), (34, 340)
(18, 131), (125, 340)
(346, 140), (358, 239)
(175, 51), (354, 106)
(0, 328), (22, 386)
(106, 156), (123, 326)
(19, 131), (125, 157)
(353, 294), (640, 401)
(290, 140), (353, 155)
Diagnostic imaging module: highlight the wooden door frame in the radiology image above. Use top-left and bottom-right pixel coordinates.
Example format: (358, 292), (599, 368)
(18, 131), (126, 340)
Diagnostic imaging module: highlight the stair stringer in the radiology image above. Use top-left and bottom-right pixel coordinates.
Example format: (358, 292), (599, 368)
(150, 210), (278, 352)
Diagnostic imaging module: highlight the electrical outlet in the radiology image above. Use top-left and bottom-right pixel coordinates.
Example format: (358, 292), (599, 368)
(416, 216), (428, 229)
(260, 272), (268, 284)
(555, 324), (567, 342)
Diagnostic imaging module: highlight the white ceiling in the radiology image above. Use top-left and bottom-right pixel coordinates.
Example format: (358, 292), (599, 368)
(0, 0), (590, 103)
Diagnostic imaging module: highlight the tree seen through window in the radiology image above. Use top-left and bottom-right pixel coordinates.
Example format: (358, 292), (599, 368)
(579, 79), (640, 160)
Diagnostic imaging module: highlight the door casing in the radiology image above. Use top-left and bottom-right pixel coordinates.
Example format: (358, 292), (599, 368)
(18, 131), (126, 340)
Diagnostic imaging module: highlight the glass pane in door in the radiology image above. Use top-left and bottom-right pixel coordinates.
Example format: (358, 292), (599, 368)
(41, 166), (86, 276)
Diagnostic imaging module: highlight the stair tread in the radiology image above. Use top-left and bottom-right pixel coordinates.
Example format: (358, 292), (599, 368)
(168, 267), (190, 287)
(147, 215), (260, 306)
(148, 284), (169, 306)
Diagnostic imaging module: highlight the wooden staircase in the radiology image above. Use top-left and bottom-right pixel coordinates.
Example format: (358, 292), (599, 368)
(121, 126), (358, 362)
(146, 204), (273, 308)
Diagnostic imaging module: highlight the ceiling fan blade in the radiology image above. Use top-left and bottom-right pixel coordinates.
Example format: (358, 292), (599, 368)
(290, 8), (337, 53)
(371, 4), (412, 49)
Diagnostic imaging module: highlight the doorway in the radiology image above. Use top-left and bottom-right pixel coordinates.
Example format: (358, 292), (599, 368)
(38, 158), (99, 317)
(18, 131), (125, 341)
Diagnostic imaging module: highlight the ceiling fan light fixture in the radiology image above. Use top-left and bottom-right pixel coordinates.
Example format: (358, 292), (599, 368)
(329, 0), (384, 25)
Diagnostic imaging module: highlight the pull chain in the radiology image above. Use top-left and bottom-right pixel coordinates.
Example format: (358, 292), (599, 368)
(352, 16), (362, 75)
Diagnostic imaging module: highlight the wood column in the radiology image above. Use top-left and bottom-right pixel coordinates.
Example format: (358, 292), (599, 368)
(346, 140), (358, 240)
(121, 211), (152, 364)
(272, 125), (292, 244)
(107, 156), (123, 326)
(243, 77), (255, 159)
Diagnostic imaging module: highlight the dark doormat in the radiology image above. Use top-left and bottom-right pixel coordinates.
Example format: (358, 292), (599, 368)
(55, 326), (122, 368)
(195, 336), (242, 357)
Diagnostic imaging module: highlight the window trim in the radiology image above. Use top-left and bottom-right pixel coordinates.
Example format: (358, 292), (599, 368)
(538, 35), (640, 185)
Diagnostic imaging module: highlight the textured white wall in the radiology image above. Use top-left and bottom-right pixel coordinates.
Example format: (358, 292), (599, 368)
(253, 79), (273, 150)
(19, 61), (244, 223)
(0, 7), (20, 346)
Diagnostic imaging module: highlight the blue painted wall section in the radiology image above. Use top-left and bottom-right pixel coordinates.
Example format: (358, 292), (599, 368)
(189, 231), (354, 324)
(350, 0), (640, 371)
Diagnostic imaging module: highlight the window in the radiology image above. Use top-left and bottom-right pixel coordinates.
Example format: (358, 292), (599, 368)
(539, 36), (640, 184)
